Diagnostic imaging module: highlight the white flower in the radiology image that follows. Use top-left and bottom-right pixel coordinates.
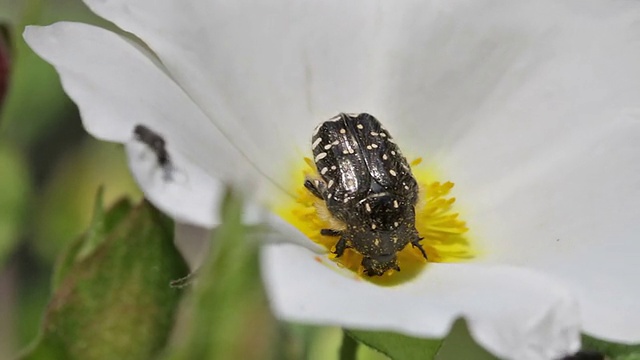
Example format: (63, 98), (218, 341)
(24, 0), (640, 359)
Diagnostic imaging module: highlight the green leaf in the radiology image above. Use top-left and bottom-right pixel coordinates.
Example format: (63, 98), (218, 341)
(163, 187), (277, 360)
(581, 335), (640, 360)
(346, 329), (442, 360)
(19, 197), (189, 360)
(434, 319), (497, 360)
(339, 331), (359, 360)
(347, 318), (498, 360)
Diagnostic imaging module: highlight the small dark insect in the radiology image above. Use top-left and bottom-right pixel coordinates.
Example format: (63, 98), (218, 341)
(133, 124), (174, 181)
(305, 113), (427, 276)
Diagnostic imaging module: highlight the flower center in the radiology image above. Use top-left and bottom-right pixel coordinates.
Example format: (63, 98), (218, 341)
(277, 157), (474, 286)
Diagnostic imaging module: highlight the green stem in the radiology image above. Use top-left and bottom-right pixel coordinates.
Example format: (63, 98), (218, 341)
(340, 330), (359, 360)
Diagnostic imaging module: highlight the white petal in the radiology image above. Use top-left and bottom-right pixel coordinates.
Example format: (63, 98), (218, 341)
(456, 115), (640, 342)
(24, 23), (279, 225)
(262, 243), (580, 360)
(124, 140), (221, 227)
(83, 0), (398, 187)
(261, 212), (325, 253)
(387, 3), (640, 342)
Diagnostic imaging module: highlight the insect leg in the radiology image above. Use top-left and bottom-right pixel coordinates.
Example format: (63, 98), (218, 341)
(304, 179), (324, 199)
(333, 237), (350, 257)
(411, 237), (428, 260)
(320, 229), (342, 237)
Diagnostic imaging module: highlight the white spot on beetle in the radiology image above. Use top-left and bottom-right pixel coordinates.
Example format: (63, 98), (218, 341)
(393, 200), (399, 208)
(371, 144), (378, 149)
(356, 124), (364, 129)
(391, 151), (396, 156)
(315, 152), (327, 161)
(312, 137), (322, 149)
(342, 149), (349, 154)
(371, 224), (377, 230)
(320, 167), (328, 175)
(380, 132), (387, 137)
(394, 222), (399, 227)
(328, 180), (334, 188)
(323, 144), (333, 150)
(389, 170), (397, 176)
(331, 165), (337, 170)
(370, 131), (379, 136)
(365, 203), (372, 213)
(340, 128), (347, 134)
(382, 154), (388, 160)
(366, 145), (372, 150)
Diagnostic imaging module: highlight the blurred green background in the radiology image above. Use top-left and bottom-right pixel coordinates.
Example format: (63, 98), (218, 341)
(0, 0), (141, 358)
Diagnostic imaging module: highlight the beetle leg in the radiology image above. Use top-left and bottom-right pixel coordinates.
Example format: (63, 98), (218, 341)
(333, 237), (349, 257)
(411, 237), (428, 260)
(304, 179), (325, 199)
(320, 229), (342, 237)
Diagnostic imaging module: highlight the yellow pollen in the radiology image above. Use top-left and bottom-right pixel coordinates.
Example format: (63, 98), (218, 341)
(277, 157), (474, 286)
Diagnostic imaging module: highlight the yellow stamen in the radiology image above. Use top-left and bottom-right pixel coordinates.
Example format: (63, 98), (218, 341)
(277, 158), (474, 286)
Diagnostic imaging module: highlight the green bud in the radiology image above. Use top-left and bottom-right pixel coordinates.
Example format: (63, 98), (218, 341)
(20, 192), (189, 360)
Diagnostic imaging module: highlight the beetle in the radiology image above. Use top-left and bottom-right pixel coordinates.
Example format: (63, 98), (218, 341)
(305, 113), (427, 276)
(133, 124), (175, 181)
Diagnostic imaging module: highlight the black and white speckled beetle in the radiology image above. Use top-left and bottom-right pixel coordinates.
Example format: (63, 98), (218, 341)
(305, 113), (428, 276)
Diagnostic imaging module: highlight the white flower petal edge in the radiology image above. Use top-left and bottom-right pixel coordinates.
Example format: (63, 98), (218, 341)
(174, 223), (211, 271)
(262, 244), (580, 360)
(23, 23), (268, 227)
(124, 140), (222, 227)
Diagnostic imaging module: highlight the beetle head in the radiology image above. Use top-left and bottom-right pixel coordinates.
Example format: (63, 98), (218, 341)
(361, 253), (401, 276)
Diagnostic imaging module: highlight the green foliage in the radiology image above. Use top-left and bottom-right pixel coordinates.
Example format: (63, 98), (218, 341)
(433, 319), (497, 360)
(346, 329), (442, 360)
(19, 192), (189, 360)
(51, 187), (133, 290)
(163, 188), (277, 360)
(582, 335), (640, 360)
(346, 318), (498, 360)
